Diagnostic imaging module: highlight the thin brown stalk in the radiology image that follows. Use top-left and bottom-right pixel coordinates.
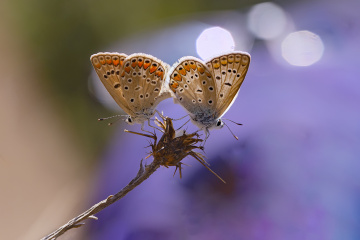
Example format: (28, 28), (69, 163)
(41, 159), (160, 240)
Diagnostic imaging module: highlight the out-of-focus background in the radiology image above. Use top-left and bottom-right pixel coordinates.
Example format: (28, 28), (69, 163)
(1, 0), (360, 239)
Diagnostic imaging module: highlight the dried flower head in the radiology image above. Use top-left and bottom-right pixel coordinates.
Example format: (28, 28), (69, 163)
(125, 114), (225, 183)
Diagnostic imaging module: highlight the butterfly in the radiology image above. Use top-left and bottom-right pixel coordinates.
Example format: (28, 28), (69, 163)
(168, 51), (251, 138)
(90, 52), (171, 128)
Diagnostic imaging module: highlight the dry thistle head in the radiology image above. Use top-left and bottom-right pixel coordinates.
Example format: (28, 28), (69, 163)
(125, 114), (225, 183)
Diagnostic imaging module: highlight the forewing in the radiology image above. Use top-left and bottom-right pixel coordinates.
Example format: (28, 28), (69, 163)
(169, 57), (217, 117)
(120, 53), (170, 115)
(90, 52), (132, 115)
(206, 52), (250, 117)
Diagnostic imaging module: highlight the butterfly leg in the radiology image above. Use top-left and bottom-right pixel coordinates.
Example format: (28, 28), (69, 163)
(176, 118), (190, 131)
(140, 122), (155, 135)
(201, 128), (210, 146)
(172, 114), (190, 121)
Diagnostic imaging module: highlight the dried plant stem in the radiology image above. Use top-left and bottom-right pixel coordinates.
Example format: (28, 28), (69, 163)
(41, 159), (161, 240)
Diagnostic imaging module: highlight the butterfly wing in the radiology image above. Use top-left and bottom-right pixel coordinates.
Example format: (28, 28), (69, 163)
(206, 52), (251, 117)
(120, 53), (170, 121)
(169, 57), (218, 122)
(90, 52), (133, 115)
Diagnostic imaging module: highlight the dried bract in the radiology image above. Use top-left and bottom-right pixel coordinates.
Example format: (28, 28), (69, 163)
(125, 115), (225, 183)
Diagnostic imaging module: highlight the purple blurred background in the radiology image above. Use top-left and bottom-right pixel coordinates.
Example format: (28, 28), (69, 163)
(3, 0), (360, 239)
(87, 0), (360, 239)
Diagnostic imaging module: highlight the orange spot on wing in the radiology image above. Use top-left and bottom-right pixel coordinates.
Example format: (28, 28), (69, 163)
(94, 62), (101, 69)
(178, 68), (186, 76)
(173, 74), (182, 81)
(120, 60), (124, 66)
(124, 66), (131, 73)
(206, 72), (212, 78)
(155, 70), (164, 78)
(213, 62), (221, 69)
(143, 62), (150, 70)
(112, 59), (120, 66)
(138, 61), (143, 68)
(100, 58), (106, 65)
(197, 66), (205, 74)
(183, 64), (190, 71)
(170, 82), (179, 92)
(106, 58), (112, 64)
(149, 65), (157, 74)
(190, 63), (196, 70)
(131, 60), (137, 68)
(220, 58), (228, 65)
(121, 72), (125, 77)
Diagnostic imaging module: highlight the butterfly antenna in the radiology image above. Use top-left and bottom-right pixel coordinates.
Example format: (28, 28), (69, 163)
(98, 114), (126, 126)
(223, 118), (243, 125)
(224, 122), (239, 140)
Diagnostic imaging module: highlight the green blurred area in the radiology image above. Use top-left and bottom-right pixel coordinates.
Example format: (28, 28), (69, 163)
(6, 0), (255, 158)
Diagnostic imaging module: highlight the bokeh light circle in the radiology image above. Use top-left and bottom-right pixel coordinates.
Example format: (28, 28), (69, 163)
(196, 27), (235, 60)
(281, 30), (324, 66)
(247, 2), (287, 40)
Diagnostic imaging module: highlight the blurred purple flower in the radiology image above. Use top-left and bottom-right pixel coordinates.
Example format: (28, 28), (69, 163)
(88, 0), (360, 239)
